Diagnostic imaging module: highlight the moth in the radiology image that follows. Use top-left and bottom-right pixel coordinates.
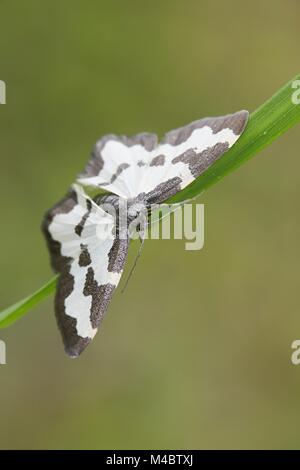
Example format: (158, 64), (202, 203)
(42, 111), (249, 357)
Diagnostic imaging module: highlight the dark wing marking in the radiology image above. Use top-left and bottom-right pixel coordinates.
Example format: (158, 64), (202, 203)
(78, 133), (158, 199)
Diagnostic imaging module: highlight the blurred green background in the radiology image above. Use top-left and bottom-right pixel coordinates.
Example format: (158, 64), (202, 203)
(0, 0), (300, 450)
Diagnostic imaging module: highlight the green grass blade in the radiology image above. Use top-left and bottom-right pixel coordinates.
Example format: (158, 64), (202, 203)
(0, 74), (300, 329)
(169, 74), (300, 203)
(0, 276), (58, 328)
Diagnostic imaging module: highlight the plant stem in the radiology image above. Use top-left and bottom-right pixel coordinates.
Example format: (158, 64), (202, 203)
(1, 74), (300, 329)
(0, 276), (58, 328)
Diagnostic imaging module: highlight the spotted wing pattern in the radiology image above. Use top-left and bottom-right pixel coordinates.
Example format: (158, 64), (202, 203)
(42, 184), (128, 357)
(78, 111), (249, 202)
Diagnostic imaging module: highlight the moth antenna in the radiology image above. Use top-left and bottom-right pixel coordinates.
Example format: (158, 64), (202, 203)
(121, 234), (145, 294)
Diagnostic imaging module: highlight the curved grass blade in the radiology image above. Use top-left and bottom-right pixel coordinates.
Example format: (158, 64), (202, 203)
(0, 276), (58, 328)
(1, 74), (300, 329)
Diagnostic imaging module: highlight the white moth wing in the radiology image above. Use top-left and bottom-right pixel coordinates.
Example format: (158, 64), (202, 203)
(77, 111), (249, 202)
(42, 184), (128, 357)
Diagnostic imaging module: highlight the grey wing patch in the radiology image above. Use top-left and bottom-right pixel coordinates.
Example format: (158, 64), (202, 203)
(42, 109), (249, 356)
(42, 188), (79, 272)
(100, 162), (130, 186)
(150, 154), (165, 167)
(83, 236), (128, 331)
(42, 185), (128, 358)
(55, 266), (91, 356)
(76, 110), (248, 202)
(143, 177), (182, 205)
(171, 142), (229, 178)
(42, 189), (91, 355)
(78, 244), (91, 267)
(161, 110), (248, 146)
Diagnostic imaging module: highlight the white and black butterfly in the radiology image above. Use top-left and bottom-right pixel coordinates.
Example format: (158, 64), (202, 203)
(42, 111), (249, 357)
